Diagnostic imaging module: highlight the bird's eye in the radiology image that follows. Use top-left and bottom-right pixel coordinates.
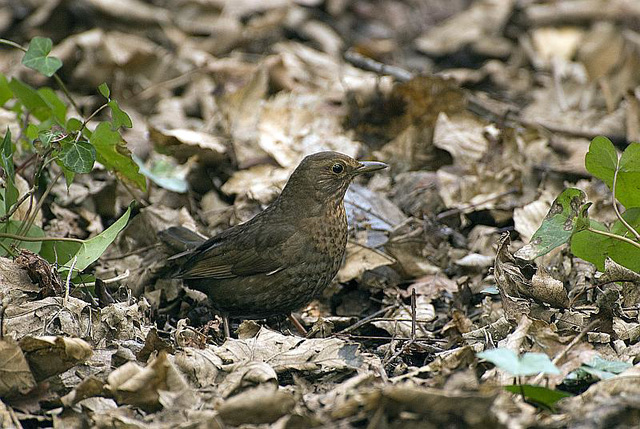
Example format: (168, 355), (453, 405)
(331, 163), (344, 174)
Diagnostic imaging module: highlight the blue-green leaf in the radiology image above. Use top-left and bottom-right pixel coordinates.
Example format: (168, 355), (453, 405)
(21, 37), (62, 77)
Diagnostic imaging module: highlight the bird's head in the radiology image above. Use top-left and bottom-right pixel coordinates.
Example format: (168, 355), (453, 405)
(279, 151), (387, 207)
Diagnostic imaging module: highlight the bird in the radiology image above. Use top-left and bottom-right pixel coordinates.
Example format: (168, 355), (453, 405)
(163, 151), (387, 337)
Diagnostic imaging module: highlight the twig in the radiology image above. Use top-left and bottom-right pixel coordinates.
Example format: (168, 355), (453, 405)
(411, 288), (417, 341)
(81, 269), (130, 287)
(64, 256), (77, 306)
(338, 306), (395, 334)
(0, 187), (34, 223)
(612, 168), (640, 242)
(531, 319), (599, 385)
(436, 189), (518, 220)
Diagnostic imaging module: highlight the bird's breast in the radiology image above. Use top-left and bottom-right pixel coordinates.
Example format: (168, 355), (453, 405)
(304, 201), (348, 263)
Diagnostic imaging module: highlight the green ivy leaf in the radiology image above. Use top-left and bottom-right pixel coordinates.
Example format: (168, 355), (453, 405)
(616, 143), (640, 208)
(37, 87), (67, 124)
(98, 82), (110, 99)
(0, 73), (12, 106)
(571, 208), (640, 272)
(514, 188), (587, 260)
(66, 117), (83, 133)
(0, 129), (17, 214)
(8, 78), (51, 121)
(0, 220), (45, 256)
(90, 122), (146, 190)
(107, 100), (133, 129)
(580, 355), (632, 380)
(503, 385), (572, 410)
(585, 137), (640, 208)
(477, 348), (560, 376)
(21, 37), (63, 77)
(59, 141), (96, 173)
(68, 205), (131, 272)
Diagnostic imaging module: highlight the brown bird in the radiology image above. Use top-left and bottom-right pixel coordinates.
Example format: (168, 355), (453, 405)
(166, 151), (387, 336)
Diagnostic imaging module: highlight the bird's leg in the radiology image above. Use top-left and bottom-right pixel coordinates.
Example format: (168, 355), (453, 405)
(223, 314), (231, 338)
(288, 314), (307, 336)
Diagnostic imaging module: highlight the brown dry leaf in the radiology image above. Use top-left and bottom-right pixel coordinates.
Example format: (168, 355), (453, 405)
(82, 0), (170, 24)
(381, 384), (499, 426)
(415, 0), (514, 56)
(494, 235), (531, 321)
(513, 191), (555, 242)
(258, 91), (361, 168)
(60, 376), (106, 408)
(106, 351), (195, 412)
(433, 112), (489, 164)
(337, 242), (395, 283)
(528, 268), (569, 308)
(220, 164), (290, 204)
(149, 127), (227, 165)
(217, 384), (295, 426)
(19, 336), (92, 382)
(215, 326), (369, 373)
(3, 297), (92, 340)
(173, 347), (222, 389)
(0, 257), (40, 306)
(530, 27), (584, 65)
(0, 337), (37, 398)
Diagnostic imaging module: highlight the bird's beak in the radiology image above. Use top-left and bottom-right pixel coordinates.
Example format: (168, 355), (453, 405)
(355, 160), (388, 175)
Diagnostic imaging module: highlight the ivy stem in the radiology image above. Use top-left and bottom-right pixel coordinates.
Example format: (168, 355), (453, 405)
(612, 168), (640, 242)
(15, 170), (62, 239)
(0, 233), (84, 243)
(0, 38), (81, 117)
(0, 38), (26, 51)
(587, 227), (640, 250)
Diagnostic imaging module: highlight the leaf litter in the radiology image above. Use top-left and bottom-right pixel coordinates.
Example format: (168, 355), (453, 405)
(1, 0), (640, 427)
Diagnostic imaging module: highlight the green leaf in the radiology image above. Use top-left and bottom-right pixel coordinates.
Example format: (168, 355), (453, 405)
(503, 385), (572, 410)
(0, 220), (45, 256)
(0, 129), (17, 214)
(107, 100), (133, 129)
(98, 82), (110, 99)
(21, 37), (62, 77)
(66, 118), (83, 133)
(571, 220), (609, 271)
(8, 78), (51, 121)
(585, 137), (640, 208)
(514, 188), (587, 260)
(0, 74), (12, 106)
(38, 129), (64, 148)
(580, 355), (632, 380)
(616, 143), (640, 208)
(585, 136), (618, 189)
(571, 208), (640, 272)
(134, 154), (188, 193)
(477, 348), (560, 376)
(64, 205), (132, 272)
(90, 122), (146, 190)
(59, 141), (96, 173)
(37, 87), (67, 124)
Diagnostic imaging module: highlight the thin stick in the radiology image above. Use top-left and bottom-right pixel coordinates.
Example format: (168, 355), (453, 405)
(64, 256), (77, 306)
(338, 306), (395, 334)
(531, 319), (598, 385)
(0, 188), (34, 223)
(411, 288), (417, 341)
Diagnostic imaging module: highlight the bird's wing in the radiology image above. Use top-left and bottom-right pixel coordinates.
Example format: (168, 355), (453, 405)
(175, 220), (300, 280)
